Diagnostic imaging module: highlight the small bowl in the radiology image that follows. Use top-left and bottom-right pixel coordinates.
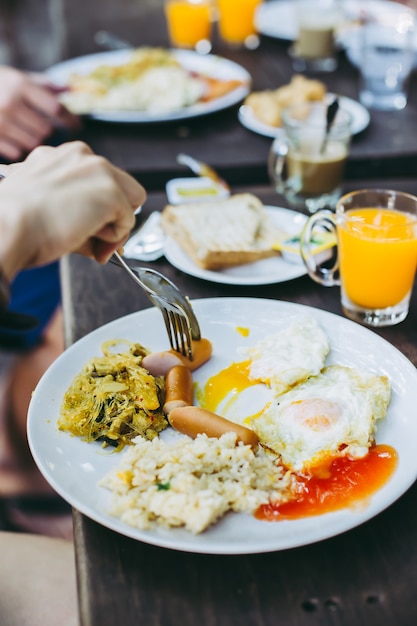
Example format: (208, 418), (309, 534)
(166, 177), (230, 204)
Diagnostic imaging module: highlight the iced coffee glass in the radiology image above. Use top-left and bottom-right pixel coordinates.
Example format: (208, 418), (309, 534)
(291, 0), (342, 72)
(269, 101), (352, 214)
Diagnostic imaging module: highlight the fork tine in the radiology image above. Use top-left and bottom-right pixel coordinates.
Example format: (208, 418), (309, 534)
(160, 307), (176, 352)
(155, 301), (192, 358)
(111, 252), (197, 359)
(168, 309), (180, 353)
(173, 310), (193, 359)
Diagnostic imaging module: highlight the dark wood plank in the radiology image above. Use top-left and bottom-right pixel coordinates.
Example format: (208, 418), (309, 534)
(2, 1), (417, 188)
(75, 30), (417, 188)
(63, 180), (417, 626)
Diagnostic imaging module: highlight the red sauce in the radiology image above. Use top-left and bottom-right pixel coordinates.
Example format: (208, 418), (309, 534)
(256, 444), (398, 521)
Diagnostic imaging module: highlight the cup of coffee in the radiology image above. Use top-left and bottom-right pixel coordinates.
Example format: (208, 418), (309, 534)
(300, 189), (417, 327)
(268, 101), (352, 214)
(291, 0), (342, 72)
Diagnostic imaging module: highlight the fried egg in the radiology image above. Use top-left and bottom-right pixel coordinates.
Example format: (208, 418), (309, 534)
(252, 365), (391, 472)
(245, 315), (330, 395)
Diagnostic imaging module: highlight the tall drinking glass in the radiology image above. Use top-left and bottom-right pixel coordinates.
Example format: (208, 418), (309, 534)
(300, 189), (417, 327)
(165, 0), (213, 53)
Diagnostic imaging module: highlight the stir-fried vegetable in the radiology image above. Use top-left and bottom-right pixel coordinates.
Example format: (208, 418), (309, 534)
(58, 339), (167, 450)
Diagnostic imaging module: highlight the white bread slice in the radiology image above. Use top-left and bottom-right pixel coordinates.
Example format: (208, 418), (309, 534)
(161, 193), (287, 270)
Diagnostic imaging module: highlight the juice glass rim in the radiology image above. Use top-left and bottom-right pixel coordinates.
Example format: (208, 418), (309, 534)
(335, 188), (417, 235)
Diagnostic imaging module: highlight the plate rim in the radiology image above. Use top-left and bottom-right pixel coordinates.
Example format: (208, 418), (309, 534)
(27, 296), (417, 555)
(46, 48), (252, 123)
(163, 205), (308, 285)
(255, 0), (413, 42)
(238, 93), (371, 138)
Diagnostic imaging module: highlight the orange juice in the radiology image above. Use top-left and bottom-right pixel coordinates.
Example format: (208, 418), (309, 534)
(217, 0), (262, 45)
(165, 0), (212, 48)
(338, 208), (417, 309)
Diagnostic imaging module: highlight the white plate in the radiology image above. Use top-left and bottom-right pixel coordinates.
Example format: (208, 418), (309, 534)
(255, 0), (413, 42)
(164, 206), (307, 285)
(238, 94), (370, 138)
(28, 297), (417, 554)
(46, 49), (251, 123)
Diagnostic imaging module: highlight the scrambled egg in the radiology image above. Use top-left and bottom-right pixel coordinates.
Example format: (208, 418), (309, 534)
(61, 47), (236, 114)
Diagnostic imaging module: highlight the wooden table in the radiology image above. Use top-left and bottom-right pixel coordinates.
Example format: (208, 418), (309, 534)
(55, 2), (417, 191)
(62, 181), (417, 626)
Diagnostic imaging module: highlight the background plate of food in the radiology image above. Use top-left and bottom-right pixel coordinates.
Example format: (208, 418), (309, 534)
(239, 90), (370, 139)
(46, 47), (251, 123)
(27, 298), (417, 554)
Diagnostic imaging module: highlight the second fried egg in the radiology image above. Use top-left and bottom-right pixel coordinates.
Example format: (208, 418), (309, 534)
(252, 365), (391, 472)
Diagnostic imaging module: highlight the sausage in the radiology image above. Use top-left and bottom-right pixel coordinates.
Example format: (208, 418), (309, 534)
(170, 337), (213, 371)
(142, 351), (184, 377)
(163, 365), (194, 414)
(142, 337), (213, 376)
(168, 406), (259, 450)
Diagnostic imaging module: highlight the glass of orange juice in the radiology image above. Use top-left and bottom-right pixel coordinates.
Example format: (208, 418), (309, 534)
(300, 189), (417, 326)
(216, 0), (263, 48)
(164, 0), (213, 53)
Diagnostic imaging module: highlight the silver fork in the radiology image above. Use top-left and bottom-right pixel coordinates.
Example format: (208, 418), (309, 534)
(111, 251), (201, 359)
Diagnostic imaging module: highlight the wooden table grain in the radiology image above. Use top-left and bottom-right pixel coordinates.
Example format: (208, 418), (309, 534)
(62, 182), (417, 626)
(48, 3), (417, 190)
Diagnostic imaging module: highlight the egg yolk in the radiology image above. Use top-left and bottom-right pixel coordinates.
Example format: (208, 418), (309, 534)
(200, 360), (255, 413)
(256, 444), (398, 521)
(281, 398), (341, 430)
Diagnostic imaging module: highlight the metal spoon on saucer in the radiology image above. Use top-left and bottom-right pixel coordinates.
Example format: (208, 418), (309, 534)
(123, 212), (165, 262)
(321, 97), (339, 154)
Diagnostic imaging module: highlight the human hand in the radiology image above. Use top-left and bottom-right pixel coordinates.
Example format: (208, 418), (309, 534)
(0, 66), (80, 161)
(0, 141), (146, 281)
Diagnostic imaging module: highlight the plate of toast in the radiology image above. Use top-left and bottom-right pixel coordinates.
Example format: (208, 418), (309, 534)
(161, 193), (309, 285)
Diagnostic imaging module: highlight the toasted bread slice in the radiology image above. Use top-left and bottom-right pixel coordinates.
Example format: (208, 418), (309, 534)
(161, 193), (287, 270)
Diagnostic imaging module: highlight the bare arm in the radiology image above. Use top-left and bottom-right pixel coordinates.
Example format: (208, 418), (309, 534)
(0, 141), (146, 282)
(0, 66), (80, 161)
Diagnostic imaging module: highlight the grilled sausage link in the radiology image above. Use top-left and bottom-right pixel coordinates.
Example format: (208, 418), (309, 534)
(168, 406), (259, 450)
(163, 365), (194, 414)
(142, 338), (213, 376)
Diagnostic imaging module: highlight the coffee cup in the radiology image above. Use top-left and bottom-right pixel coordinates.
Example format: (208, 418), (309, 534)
(268, 101), (352, 214)
(291, 0), (342, 72)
